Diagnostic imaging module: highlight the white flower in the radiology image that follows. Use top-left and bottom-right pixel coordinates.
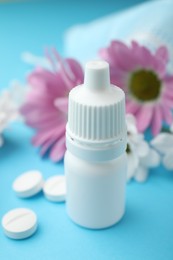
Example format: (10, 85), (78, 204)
(0, 81), (26, 146)
(151, 125), (173, 170)
(126, 114), (160, 182)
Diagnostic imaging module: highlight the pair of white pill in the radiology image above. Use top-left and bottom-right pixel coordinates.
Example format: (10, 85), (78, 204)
(2, 171), (66, 240)
(12, 170), (66, 202)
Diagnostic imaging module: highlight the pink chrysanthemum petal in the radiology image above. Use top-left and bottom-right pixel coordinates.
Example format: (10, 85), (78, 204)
(40, 138), (58, 156)
(32, 121), (65, 147)
(126, 100), (141, 114)
(40, 130), (65, 156)
(54, 97), (68, 114)
(21, 105), (61, 128)
(161, 104), (173, 125)
(162, 95), (173, 108)
(136, 105), (154, 132)
(51, 48), (83, 90)
(156, 46), (169, 64)
(21, 50), (83, 162)
(163, 75), (173, 92)
(131, 42), (154, 69)
(151, 105), (162, 135)
(99, 48), (111, 63)
(162, 89), (173, 100)
(132, 41), (166, 77)
(99, 41), (173, 134)
(162, 78), (173, 108)
(110, 41), (136, 71)
(66, 58), (84, 85)
(50, 135), (66, 162)
(110, 69), (127, 88)
(28, 69), (67, 96)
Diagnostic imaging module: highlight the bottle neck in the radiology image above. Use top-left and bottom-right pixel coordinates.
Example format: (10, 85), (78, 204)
(66, 132), (127, 162)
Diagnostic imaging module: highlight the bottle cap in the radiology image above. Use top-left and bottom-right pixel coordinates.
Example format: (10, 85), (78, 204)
(67, 61), (126, 144)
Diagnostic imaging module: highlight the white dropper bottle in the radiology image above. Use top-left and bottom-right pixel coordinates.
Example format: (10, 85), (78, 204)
(65, 61), (127, 229)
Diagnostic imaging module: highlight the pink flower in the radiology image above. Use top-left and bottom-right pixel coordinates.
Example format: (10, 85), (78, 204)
(99, 41), (173, 135)
(21, 49), (83, 162)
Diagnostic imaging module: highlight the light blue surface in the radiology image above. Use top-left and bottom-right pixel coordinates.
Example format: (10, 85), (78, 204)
(0, 1), (173, 259)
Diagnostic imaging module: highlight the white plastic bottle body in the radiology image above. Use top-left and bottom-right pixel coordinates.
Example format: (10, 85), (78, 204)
(64, 150), (127, 229)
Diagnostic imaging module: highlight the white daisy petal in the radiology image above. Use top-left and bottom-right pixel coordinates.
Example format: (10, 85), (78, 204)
(126, 114), (138, 134)
(151, 133), (173, 154)
(136, 140), (149, 157)
(9, 80), (28, 106)
(127, 123), (137, 135)
(0, 82), (26, 146)
(130, 133), (143, 143)
(134, 166), (148, 183)
(127, 152), (139, 180)
(126, 114), (136, 125)
(126, 113), (159, 182)
(140, 148), (160, 167)
(162, 151), (173, 170)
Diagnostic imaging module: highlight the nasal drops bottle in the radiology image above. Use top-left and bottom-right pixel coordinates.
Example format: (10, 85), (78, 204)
(65, 61), (127, 229)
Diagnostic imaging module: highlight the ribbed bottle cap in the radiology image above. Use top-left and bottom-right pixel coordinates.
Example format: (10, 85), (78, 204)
(67, 61), (126, 144)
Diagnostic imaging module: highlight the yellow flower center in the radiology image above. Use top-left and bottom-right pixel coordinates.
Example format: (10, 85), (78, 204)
(129, 70), (161, 102)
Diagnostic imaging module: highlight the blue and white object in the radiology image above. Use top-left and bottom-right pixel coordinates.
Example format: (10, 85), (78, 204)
(65, 61), (127, 229)
(65, 0), (173, 72)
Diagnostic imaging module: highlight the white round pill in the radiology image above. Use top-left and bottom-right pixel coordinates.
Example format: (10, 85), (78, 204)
(43, 175), (66, 202)
(13, 170), (43, 198)
(2, 208), (37, 239)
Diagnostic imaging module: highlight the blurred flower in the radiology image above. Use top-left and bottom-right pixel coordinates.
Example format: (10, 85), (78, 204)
(0, 81), (25, 147)
(126, 114), (160, 182)
(100, 41), (173, 135)
(21, 49), (83, 162)
(22, 52), (52, 71)
(151, 124), (173, 170)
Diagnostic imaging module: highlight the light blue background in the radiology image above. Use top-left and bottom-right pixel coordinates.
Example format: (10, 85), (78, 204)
(0, 1), (173, 259)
